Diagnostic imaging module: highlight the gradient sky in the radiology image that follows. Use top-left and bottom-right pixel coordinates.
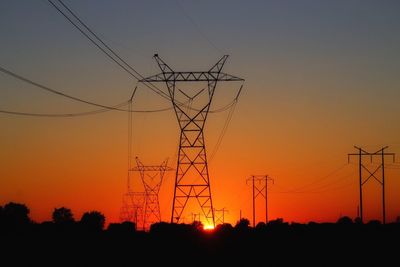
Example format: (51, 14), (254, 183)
(1, 0), (400, 226)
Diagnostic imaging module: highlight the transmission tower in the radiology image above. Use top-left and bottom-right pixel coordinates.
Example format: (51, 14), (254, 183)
(131, 157), (173, 230)
(140, 54), (244, 227)
(247, 175), (274, 227)
(214, 208), (229, 225)
(119, 191), (146, 230)
(191, 212), (202, 223)
(348, 146), (395, 224)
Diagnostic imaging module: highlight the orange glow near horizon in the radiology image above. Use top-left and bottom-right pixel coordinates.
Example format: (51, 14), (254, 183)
(1, 94), (400, 226)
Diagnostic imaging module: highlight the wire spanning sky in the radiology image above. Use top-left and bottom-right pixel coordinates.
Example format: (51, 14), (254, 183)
(1, 0), (400, 225)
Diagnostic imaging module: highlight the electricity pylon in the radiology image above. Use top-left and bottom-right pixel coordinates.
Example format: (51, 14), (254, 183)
(119, 191), (145, 230)
(214, 208), (229, 225)
(131, 157), (173, 230)
(140, 54), (244, 227)
(247, 175), (274, 227)
(348, 146), (395, 224)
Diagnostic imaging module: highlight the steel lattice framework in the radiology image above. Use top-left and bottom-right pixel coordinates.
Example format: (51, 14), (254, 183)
(140, 54), (243, 226)
(214, 208), (229, 225)
(131, 157), (173, 230)
(119, 191), (145, 230)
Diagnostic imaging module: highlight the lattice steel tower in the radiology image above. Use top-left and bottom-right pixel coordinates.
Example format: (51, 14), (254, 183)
(132, 157), (173, 230)
(140, 54), (243, 226)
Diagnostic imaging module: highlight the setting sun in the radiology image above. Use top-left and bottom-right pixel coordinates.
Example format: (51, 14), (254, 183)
(203, 224), (215, 231)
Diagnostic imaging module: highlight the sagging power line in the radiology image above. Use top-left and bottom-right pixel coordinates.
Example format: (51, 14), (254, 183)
(47, 0), (170, 102)
(0, 65), (238, 117)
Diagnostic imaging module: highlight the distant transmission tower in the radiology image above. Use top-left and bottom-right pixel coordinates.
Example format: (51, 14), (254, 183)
(132, 157), (173, 230)
(348, 146), (395, 224)
(191, 212), (202, 223)
(140, 54), (244, 227)
(247, 175), (274, 227)
(119, 191), (145, 230)
(214, 208), (229, 225)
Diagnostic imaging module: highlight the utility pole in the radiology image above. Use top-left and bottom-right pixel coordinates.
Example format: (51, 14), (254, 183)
(246, 175), (274, 227)
(140, 54), (244, 227)
(348, 146), (395, 224)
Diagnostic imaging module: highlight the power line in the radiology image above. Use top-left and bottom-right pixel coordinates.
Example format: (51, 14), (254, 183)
(209, 101), (237, 162)
(0, 104), (125, 117)
(175, 0), (224, 55)
(47, 0), (170, 101)
(0, 104), (177, 117)
(0, 100), (235, 117)
(2, 1), (240, 118)
(0, 66), (182, 116)
(273, 163), (350, 194)
(209, 84), (243, 161)
(275, 171), (355, 194)
(0, 64), (236, 117)
(0, 65), (130, 111)
(272, 179), (355, 194)
(49, 0), (244, 112)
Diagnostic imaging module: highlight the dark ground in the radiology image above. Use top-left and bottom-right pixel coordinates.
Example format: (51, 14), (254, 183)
(1, 203), (399, 266)
(2, 221), (400, 266)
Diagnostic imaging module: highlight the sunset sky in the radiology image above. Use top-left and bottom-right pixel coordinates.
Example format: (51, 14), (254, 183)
(1, 0), (400, 226)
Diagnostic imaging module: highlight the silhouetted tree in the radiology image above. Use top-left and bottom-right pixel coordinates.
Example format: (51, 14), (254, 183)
(337, 216), (353, 225)
(80, 211), (105, 232)
(1, 202), (31, 228)
(52, 207), (75, 224)
(191, 220), (203, 231)
(150, 221), (170, 234)
(268, 218), (285, 225)
(235, 218), (250, 230)
(107, 221), (135, 235)
(367, 219), (381, 226)
(215, 223), (233, 232)
(354, 217), (362, 224)
(256, 221), (266, 230)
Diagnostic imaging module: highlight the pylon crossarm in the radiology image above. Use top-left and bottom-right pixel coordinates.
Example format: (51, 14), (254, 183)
(131, 166), (174, 172)
(354, 146), (371, 155)
(140, 72), (243, 83)
(209, 55), (229, 72)
(372, 146), (389, 154)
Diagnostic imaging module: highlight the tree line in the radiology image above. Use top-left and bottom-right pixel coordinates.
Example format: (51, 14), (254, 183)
(1, 201), (399, 266)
